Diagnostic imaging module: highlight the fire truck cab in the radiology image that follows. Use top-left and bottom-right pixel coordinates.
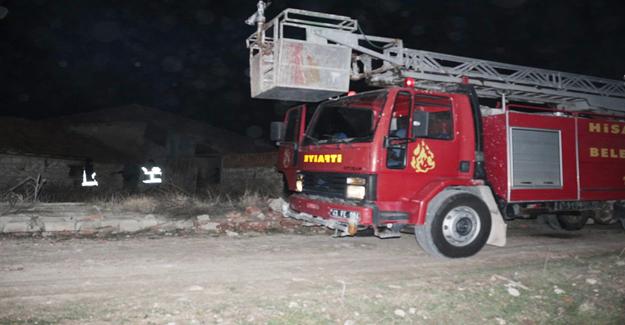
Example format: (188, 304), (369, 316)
(273, 86), (509, 258)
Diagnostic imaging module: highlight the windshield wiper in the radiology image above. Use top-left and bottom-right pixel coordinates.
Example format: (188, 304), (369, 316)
(334, 137), (353, 143)
(304, 134), (319, 144)
(344, 135), (372, 143)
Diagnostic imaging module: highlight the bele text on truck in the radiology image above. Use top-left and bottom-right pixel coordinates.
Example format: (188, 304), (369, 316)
(244, 3), (625, 258)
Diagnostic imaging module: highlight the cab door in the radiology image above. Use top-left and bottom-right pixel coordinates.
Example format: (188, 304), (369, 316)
(378, 92), (461, 202)
(406, 94), (461, 180)
(277, 105), (307, 191)
(378, 91), (413, 204)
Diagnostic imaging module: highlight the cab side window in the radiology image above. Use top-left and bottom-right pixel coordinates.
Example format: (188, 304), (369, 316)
(412, 96), (453, 140)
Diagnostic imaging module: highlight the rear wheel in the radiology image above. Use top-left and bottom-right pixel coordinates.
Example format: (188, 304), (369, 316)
(543, 215), (563, 231)
(613, 202), (625, 230)
(592, 208), (616, 225)
(557, 214), (589, 231)
(415, 193), (491, 258)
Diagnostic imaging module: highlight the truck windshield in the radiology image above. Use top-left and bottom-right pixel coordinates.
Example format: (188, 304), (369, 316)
(303, 90), (388, 145)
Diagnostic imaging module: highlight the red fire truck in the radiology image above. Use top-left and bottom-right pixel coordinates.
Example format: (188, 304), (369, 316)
(246, 6), (625, 257)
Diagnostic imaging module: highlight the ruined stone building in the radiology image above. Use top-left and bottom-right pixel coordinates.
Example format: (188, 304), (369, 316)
(1, 105), (276, 198)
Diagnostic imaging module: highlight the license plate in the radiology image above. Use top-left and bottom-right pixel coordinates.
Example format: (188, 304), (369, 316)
(329, 209), (359, 219)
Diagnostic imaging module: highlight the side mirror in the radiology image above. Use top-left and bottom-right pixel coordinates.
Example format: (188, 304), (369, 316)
(411, 110), (429, 139)
(270, 121), (285, 142)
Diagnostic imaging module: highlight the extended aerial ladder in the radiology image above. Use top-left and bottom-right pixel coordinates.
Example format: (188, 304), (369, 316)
(246, 5), (625, 115)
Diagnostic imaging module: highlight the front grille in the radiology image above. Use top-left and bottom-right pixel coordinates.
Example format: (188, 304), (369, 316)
(302, 172), (376, 200)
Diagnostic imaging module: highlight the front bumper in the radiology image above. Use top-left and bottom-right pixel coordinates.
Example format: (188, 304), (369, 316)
(288, 194), (375, 224)
(283, 205), (353, 235)
(284, 194), (376, 236)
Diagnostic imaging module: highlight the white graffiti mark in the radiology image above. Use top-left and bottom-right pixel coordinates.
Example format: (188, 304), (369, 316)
(141, 166), (162, 184)
(81, 170), (99, 187)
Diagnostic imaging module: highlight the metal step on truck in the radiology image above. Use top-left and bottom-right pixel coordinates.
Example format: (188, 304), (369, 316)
(245, 3), (625, 258)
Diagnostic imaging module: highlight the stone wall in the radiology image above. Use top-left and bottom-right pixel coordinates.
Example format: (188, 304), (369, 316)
(0, 154), (123, 197)
(220, 166), (282, 196)
(219, 152), (281, 195)
(0, 151), (281, 198)
(222, 152), (277, 168)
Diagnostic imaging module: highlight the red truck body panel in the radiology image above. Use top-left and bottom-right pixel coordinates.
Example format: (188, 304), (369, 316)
(483, 112), (625, 203)
(578, 119), (625, 200)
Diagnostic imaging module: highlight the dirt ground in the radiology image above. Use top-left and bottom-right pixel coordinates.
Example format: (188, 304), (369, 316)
(1, 220), (624, 324)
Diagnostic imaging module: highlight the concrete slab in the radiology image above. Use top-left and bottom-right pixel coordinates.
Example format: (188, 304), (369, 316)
(100, 219), (121, 230)
(196, 214), (211, 223)
(174, 219), (194, 230)
(141, 214), (159, 229)
(44, 221), (76, 232)
(199, 222), (220, 232)
(119, 219), (142, 233)
(2, 222), (29, 233)
(40, 216), (77, 224)
(76, 220), (101, 232)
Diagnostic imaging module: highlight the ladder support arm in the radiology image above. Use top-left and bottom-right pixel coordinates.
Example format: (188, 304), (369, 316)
(246, 8), (625, 113)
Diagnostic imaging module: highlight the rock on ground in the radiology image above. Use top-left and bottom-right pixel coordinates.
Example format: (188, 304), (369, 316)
(196, 214), (211, 222)
(268, 198), (287, 213)
(507, 287), (520, 297)
(394, 309), (406, 317)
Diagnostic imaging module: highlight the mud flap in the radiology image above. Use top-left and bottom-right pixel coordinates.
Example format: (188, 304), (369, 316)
(474, 186), (507, 247)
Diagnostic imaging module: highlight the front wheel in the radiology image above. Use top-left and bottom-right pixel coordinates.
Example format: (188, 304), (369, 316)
(415, 193), (491, 258)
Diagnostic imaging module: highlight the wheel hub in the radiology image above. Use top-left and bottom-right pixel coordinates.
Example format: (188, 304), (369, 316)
(442, 206), (481, 247)
(455, 217), (473, 236)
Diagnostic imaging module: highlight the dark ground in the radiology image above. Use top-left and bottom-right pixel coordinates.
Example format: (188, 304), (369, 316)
(1, 220), (624, 324)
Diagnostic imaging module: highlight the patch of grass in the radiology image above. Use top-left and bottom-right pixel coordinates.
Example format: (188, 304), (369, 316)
(87, 186), (275, 219)
(120, 196), (158, 213)
(0, 300), (100, 325)
(238, 190), (264, 208)
(0, 319), (57, 325)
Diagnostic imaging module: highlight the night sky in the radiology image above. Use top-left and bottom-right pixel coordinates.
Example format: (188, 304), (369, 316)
(1, 0), (624, 139)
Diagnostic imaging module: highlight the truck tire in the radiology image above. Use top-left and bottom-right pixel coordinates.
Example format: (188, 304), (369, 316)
(613, 202), (625, 230)
(543, 215), (563, 231)
(557, 214), (589, 231)
(415, 193), (491, 258)
(592, 208), (615, 225)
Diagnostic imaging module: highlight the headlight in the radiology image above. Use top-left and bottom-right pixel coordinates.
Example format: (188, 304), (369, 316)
(346, 185), (366, 200)
(346, 177), (366, 186)
(295, 174), (304, 192)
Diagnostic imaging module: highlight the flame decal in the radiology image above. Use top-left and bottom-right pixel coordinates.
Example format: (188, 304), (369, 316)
(411, 140), (436, 173)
